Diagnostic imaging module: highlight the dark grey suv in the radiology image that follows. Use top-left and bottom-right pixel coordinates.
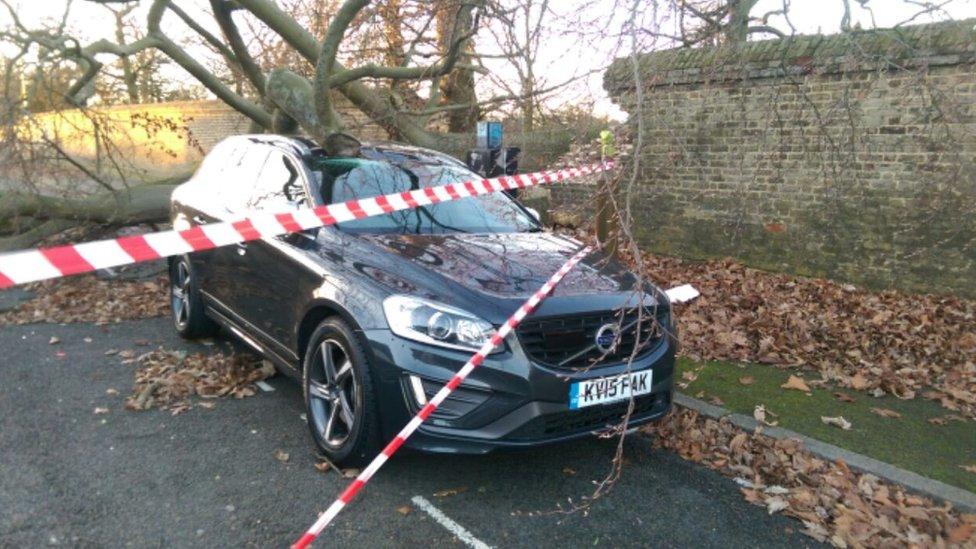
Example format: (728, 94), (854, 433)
(169, 135), (675, 465)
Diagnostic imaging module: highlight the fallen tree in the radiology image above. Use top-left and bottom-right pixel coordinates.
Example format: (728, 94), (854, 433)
(1, 0), (486, 147)
(0, 171), (191, 251)
(0, 182), (180, 223)
(0, 0), (495, 243)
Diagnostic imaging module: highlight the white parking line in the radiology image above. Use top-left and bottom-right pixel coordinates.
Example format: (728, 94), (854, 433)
(410, 495), (492, 549)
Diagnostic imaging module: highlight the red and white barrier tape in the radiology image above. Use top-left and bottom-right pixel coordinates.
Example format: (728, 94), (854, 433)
(290, 247), (590, 549)
(0, 163), (611, 289)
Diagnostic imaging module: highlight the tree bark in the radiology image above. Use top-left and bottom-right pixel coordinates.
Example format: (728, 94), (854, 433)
(0, 219), (75, 252)
(112, 9), (141, 103)
(726, 0), (758, 43)
(437, 0), (478, 132)
(0, 184), (180, 225)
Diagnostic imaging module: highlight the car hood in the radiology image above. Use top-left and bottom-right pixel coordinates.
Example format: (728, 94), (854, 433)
(352, 232), (655, 322)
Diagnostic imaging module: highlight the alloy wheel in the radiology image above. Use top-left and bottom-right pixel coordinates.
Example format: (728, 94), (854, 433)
(171, 260), (191, 330)
(308, 339), (359, 448)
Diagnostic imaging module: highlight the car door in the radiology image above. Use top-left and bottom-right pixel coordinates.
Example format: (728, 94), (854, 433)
(203, 143), (271, 316)
(181, 140), (244, 291)
(231, 148), (317, 359)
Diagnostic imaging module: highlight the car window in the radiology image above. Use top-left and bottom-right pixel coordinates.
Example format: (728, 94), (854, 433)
(195, 140), (241, 183)
(306, 157), (539, 235)
(221, 146), (270, 213)
(244, 150), (306, 212)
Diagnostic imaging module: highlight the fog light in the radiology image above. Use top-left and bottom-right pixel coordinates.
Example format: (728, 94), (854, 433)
(409, 375), (427, 406)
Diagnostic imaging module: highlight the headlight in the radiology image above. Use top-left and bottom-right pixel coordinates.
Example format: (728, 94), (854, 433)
(383, 295), (498, 353)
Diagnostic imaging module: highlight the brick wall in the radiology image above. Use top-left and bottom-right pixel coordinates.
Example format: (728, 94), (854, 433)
(554, 19), (976, 297)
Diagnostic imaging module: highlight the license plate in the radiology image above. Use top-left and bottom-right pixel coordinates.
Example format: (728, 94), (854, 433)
(568, 370), (653, 410)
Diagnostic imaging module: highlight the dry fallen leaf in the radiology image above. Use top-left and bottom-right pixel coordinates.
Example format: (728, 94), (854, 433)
(869, 407), (901, 419)
(739, 376), (756, 386)
(433, 487), (468, 498)
(754, 405), (778, 426)
(781, 375), (811, 393)
(93, 407), (109, 415)
(766, 496), (789, 514)
(960, 464), (976, 474)
(313, 461), (333, 474)
(169, 403), (191, 416)
(821, 416), (852, 430)
(834, 392), (856, 403)
(929, 414), (967, 425)
(105, 388), (119, 396)
(274, 449), (289, 463)
(850, 373), (870, 390)
(342, 468), (360, 479)
(562, 467), (577, 476)
(48, 336), (60, 345)
(396, 506), (412, 516)
(949, 522), (973, 543)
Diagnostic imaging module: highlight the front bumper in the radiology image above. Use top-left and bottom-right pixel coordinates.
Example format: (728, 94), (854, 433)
(361, 327), (675, 454)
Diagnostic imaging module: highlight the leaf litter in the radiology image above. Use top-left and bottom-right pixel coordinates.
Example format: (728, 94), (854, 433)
(0, 274), (168, 326)
(647, 408), (976, 547)
(633, 253), (976, 418)
(123, 348), (274, 414)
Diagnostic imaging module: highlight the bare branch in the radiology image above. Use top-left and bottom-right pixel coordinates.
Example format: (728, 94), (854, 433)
(210, 0), (267, 97)
(167, 1), (238, 65)
(147, 0), (271, 128)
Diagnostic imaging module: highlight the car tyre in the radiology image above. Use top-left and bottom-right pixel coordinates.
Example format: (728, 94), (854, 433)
(303, 317), (381, 467)
(168, 255), (218, 339)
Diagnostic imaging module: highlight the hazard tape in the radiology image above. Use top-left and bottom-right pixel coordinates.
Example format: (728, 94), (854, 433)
(290, 247), (590, 549)
(0, 163), (611, 289)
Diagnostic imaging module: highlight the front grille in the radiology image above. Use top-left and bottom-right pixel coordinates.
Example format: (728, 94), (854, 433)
(508, 391), (670, 441)
(516, 307), (668, 370)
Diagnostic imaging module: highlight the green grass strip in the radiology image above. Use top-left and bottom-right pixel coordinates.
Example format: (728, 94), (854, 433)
(676, 358), (976, 493)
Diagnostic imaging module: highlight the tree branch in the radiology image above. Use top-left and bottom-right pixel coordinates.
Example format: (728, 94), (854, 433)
(146, 0), (272, 128)
(210, 0), (266, 97)
(167, 1), (238, 64)
(313, 0), (369, 135)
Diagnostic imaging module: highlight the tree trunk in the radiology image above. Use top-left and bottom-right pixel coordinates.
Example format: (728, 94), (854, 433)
(437, 0), (478, 133)
(726, 0), (757, 44)
(0, 219), (76, 252)
(521, 76), (535, 131)
(595, 174), (618, 257)
(114, 12), (141, 103)
(0, 184), (179, 225)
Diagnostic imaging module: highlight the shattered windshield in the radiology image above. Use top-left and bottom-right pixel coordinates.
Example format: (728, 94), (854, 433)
(305, 155), (539, 235)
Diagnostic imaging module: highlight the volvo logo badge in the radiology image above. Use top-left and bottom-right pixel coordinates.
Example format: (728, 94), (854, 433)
(594, 324), (619, 353)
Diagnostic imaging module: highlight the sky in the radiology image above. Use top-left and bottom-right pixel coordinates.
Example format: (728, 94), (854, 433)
(2, 0), (976, 120)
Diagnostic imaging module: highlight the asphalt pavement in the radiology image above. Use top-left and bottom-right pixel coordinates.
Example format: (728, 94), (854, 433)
(0, 317), (818, 547)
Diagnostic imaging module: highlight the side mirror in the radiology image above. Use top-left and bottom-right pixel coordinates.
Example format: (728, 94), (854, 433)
(526, 207), (541, 222)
